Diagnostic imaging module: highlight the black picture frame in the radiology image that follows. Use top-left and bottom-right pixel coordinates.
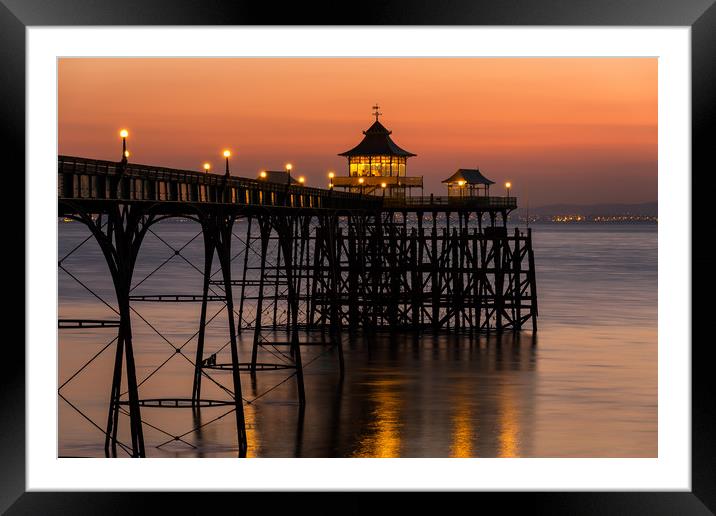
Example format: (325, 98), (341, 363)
(4, 0), (714, 513)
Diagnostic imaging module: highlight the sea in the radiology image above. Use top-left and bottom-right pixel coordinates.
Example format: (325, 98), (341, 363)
(58, 221), (657, 458)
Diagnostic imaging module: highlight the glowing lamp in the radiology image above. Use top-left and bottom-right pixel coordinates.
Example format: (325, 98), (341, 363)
(358, 177), (364, 184)
(260, 171), (267, 178)
(223, 150), (231, 158)
(119, 129), (129, 161)
(381, 182), (387, 188)
(203, 163), (211, 171)
(328, 172), (335, 179)
(286, 163), (293, 172)
(505, 182), (512, 189)
(298, 176), (305, 184)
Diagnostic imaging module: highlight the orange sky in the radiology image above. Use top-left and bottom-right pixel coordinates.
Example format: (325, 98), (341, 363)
(58, 58), (657, 206)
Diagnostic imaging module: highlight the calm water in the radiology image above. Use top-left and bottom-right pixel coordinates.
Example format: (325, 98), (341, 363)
(58, 222), (657, 458)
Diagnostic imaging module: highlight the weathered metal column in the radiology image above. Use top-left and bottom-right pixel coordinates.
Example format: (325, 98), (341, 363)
(237, 216), (253, 332)
(213, 211), (248, 456)
(192, 219), (216, 406)
(527, 227), (539, 332)
(512, 227), (522, 331)
(251, 216), (271, 372)
(275, 215), (306, 406)
(324, 214), (344, 374)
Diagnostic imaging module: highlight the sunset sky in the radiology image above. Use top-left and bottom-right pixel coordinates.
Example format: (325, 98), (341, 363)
(58, 58), (657, 206)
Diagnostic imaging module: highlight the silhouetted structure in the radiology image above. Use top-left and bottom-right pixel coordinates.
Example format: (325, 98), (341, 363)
(58, 153), (537, 458)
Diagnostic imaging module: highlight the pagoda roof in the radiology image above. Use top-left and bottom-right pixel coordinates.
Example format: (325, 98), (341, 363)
(258, 170), (299, 185)
(338, 120), (416, 158)
(441, 168), (495, 185)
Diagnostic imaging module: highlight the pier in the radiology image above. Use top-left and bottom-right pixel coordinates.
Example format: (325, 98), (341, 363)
(58, 153), (537, 458)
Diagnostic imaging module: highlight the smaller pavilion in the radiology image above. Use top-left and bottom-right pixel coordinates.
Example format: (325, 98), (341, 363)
(257, 170), (300, 185)
(442, 168), (495, 197)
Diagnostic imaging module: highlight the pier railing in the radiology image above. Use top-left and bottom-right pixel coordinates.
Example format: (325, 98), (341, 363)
(58, 156), (517, 213)
(382, 195), (517, 210)
(58, 155), (381, 211)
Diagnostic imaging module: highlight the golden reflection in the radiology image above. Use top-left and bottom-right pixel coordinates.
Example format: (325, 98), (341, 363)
(498, 383), (519, 457)
(353, 379), (402, 458)
(449, 390), (476, 458)
(244, 403), (260, 458)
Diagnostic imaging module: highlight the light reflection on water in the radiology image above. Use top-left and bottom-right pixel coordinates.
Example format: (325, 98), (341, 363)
(58, 222), (656, 457)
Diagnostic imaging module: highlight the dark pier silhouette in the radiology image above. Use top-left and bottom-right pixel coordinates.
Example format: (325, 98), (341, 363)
(58, 153), (537, 458)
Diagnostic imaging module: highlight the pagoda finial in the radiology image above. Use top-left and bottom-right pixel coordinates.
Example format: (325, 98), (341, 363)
(372, 103), (382, 121)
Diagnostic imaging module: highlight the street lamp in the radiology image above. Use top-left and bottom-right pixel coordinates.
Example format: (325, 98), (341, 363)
(298, 176), (305, 185)
(260, 170), (267, 179)
(381, 182), (387, 197)
(203, 163), (211, 173)
(328, 171), (334, 189)
(223, 150), (231, 177)
(358, 177), (365, 196)
(286, 163), (293, 185)
(119, 129), (129, 162)
(505, 181), (512, 197)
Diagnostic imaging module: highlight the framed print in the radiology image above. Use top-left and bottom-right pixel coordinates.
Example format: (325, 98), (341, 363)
(5, 0), (715, 512)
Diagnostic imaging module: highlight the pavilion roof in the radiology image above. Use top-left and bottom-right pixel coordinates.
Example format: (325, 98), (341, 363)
(338, 120), (416, 158)
(441, 168), (495, 185)
(257, 170), (299, 185)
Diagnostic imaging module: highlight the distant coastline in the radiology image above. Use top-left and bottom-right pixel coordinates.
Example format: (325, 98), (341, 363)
(511, 201), (657, 224)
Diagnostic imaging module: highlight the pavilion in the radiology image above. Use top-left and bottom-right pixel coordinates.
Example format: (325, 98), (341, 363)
(256, 170), (300, 185)
(442, 168), (495, 197)
(333, 105), (423, 197)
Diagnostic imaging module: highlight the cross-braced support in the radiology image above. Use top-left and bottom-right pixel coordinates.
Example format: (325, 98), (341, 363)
(192, 209), (248, 456)
(63, 201), (153, 457)
(249, 213), (307, 406)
